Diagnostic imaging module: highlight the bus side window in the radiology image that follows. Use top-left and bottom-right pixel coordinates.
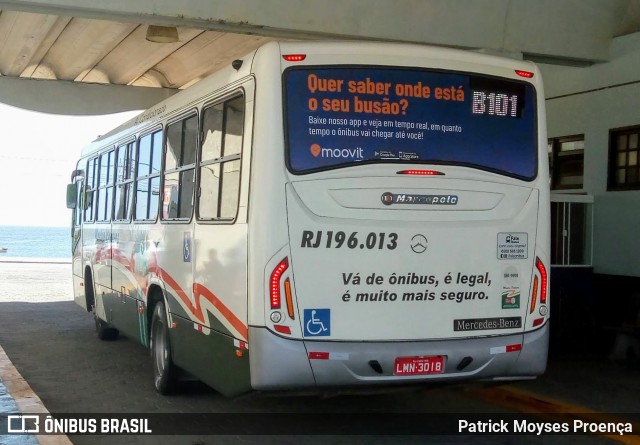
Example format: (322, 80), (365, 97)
(97, 150), (115, 222)
(84, 157), (97, 222)
(75, 180), (83, 227)
(135, 130), (162, 222)
(198, 95), (244, 221)
(163, 114), (198, 220)
(114, 141), (135, 221)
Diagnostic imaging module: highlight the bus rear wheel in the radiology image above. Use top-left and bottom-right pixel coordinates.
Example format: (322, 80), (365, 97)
(150, 300), (177, 394)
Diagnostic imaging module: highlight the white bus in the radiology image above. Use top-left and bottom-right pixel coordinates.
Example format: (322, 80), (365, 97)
(67, 41), (550, 397)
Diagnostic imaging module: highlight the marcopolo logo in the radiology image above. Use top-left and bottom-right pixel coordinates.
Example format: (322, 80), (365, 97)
(310, 144), (364, 159)
(381, 192), (459, 206)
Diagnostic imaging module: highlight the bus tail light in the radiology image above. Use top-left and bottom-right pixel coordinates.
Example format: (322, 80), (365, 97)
(515, 70), (534, 78)
(529, 275), (538, 314)
(284, 278), (295, 319)
(283, 54), (306, 62)
(535, 258), (548, 304)
(270, 258), (289, 309)
(530, 257), (548, 315)
(396, 169), (445, 176)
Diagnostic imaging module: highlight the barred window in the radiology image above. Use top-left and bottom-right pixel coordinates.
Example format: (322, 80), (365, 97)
(609, 126), (640, 190)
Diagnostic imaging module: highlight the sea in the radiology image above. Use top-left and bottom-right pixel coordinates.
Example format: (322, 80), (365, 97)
(0, 226), (71, 259)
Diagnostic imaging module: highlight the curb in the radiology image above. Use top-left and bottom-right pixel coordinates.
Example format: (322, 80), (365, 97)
(0, 258), (71, 265)
(0, 344), (72, 445)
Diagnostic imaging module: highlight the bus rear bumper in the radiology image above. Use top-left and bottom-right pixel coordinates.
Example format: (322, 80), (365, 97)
(248, 324), (549, 391)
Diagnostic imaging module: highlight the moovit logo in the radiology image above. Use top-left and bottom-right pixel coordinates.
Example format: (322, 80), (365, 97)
(310, 144), (364, 159)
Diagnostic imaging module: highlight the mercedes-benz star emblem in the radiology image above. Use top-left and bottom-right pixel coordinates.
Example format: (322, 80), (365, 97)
(410, 234), (428, 253)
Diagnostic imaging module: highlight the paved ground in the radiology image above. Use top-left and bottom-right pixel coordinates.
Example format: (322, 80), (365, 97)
(0, 261), (637, 445)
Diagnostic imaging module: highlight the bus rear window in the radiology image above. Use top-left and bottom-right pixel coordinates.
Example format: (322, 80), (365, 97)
(284, 67), (537, 179)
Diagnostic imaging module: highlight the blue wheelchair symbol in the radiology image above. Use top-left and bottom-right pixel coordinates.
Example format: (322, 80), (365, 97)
(303, 309), (331, 337)
(183, 232), (191, 263)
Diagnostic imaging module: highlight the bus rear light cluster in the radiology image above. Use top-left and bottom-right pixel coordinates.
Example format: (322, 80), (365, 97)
(535, 257), (548, 304)
(530, 257), (548, 315)
(270, 258), (288, 309)
(270, 257), (296, 323)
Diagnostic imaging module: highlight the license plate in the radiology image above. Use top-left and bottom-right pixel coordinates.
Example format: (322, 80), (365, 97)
(393, 355), (445, 376)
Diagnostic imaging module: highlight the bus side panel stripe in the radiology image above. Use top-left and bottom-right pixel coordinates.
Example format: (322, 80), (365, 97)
(157, 267), (248, 341)
(194, 284), (249, 341)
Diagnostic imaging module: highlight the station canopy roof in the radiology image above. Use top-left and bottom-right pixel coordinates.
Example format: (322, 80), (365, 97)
(0, 12), (275, 90)
(0, 0), (638, 94)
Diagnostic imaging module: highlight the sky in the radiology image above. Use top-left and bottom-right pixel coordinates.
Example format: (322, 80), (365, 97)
(0, 103), (140, 227)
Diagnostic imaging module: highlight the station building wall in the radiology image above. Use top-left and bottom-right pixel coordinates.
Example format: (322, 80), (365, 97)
(541, 32), (640, 279)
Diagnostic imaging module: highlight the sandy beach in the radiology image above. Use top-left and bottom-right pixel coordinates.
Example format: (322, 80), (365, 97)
(0, 261), (73, 303)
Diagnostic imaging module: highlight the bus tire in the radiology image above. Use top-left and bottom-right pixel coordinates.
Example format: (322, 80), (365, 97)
(150, 300), (177, 395)
(94, 314), (119, 341)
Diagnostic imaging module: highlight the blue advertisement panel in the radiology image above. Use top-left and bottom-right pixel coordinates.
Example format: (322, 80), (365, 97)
(284, 67), (537, 179)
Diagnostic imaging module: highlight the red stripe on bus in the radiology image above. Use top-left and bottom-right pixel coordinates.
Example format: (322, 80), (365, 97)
(158, 267), (248, 341)
(104, 253), (249, 342)
(193, 283), (249, 341)
(156, 267), (192, 310)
